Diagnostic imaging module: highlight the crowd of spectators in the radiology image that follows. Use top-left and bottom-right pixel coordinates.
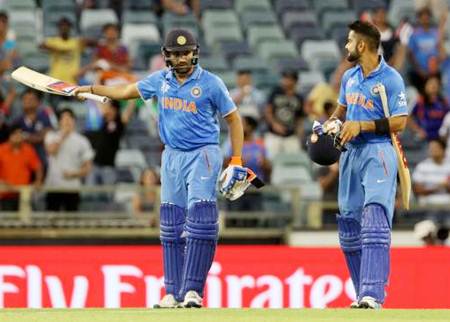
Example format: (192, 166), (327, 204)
(0, 1), (449, 235)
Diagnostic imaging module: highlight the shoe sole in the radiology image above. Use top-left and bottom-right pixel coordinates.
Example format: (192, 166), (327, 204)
(184, 301), (202, 308)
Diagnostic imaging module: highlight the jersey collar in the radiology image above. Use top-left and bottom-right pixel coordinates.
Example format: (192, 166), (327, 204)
(356, 55), (387, 79)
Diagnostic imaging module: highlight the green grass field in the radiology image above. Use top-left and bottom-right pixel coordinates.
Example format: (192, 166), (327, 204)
(0, 309), (449, 322)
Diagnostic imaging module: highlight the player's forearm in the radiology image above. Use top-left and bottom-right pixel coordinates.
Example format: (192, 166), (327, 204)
(360, 116), (407, 133)
(330, 105), (346, 121)
(225, 111), (243, 158)
(90, 84), (139, 100)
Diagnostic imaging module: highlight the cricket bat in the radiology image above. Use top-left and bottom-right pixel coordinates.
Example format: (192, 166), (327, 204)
(11, 66), (109, 103)
(377, 83), (411, 210)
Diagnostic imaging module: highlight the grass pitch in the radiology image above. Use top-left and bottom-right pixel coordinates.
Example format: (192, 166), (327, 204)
(0, 309), (449, 322)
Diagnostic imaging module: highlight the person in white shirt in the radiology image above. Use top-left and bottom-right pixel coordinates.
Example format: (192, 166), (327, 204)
(44, 108), (94, 211)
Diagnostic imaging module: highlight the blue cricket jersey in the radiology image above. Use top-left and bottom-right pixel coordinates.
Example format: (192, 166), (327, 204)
(137, 65), (236, 150)
(338, 56), (408, 144)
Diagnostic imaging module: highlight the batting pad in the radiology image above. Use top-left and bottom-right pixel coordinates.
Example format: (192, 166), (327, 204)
(179, 201), (219, 298)
(160, 203), (186, 299)
(360, 204), (391, 303)
(337, 215), (362, 297)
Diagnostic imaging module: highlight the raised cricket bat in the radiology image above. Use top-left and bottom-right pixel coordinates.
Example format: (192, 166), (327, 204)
(377, 83), (411, 210)
(11, 66), (109, 103)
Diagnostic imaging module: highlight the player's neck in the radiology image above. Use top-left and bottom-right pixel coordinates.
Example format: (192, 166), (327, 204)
(360, 54), (380, 78)
(174, 66), (195, 84)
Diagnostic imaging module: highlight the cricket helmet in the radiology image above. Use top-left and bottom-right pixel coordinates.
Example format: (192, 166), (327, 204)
(162, 28), (199, 67)
(307, 133), (342, 166)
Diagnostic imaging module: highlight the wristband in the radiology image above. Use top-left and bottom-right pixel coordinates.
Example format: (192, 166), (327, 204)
(230, 156), (242, 166)
(374, 118), (390, 135)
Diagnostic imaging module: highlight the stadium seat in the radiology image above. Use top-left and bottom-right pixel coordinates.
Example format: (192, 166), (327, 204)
(247, 25), (284, 49)
(219, 41), (252, 61)
(232, 55), (269, 74)
(275, 57), (309, 73)
(330, 26), (349, 48)
(23, 52), (49, 73)
(200, 55), (229, 72)
(204, 25), (243, 47)
(201, 0), (233, 10)
(235, 0), (271, 13)
(17, 41), (39, 57)
(80, 9), (118, 35)
(253, 71), (280, 90)
(274, 0), (310, 16)
(313, 0), (348, 13)
(8, 10), (36, 27)
(162, 12), (199, 36)
(202, 9), (239, 29)
(388, 2), (416, 26)
(289, 26), (325, 47)
(115, 149), (147, 170)
(321, 10), (356, 36)
(122, 10), (158, 25)
(258, 39), (298, 64)
(122, 23), (160, 59)
(123, 0), (153, 10)
(281, 11), (319, 32)
(301, 40), (341, 70)
(240, 10), (278, 31)
(13, 25), (36, 42)
(215, 70), (237, 89)
(271, 152), (313, 186)
(5, 0), (36, 10)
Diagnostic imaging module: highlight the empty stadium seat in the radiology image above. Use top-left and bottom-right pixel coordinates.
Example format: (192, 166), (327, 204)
(123, 0), (153, 10)
(122, 10), (158, 24)
(235, 0), (271, 13)
(162, 12), (199, 36)
(321, 10), (356, 36)
(313, 0), (348, 13)
(232, 55), (269, 74)
(115, 149), (147, 170)
(215, 71), (237, 88)
(8, 10), (36, 27)
(353, 0), (388, 15)
(240, 10), (277, 31)
(202, 9), (239, 29)
(289, 26), (325, 47)
(275, 57), (309, 73)
(274, 0), (310, 16)
(300, 40), (341, 70)
(122, 23), (160, 59)
(281, 11), (318, 32)
(80, 9), (118, 36)
(219, 41), (252, 61)
(5, 0), (36, 10)
(201, 0), (233, 10)
(271, 152), (313, 186)
(199, 55), (229, 72)
(204, 25), (243, 47)
(298, 70), (326, 95)
(258, 39), (298, 64)
(247, 25), (284, 49)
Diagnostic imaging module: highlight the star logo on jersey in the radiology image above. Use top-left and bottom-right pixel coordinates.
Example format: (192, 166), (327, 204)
(161, 81), (170, 94)
(398, 91), (407, 106)
(191, 86), (202, 98)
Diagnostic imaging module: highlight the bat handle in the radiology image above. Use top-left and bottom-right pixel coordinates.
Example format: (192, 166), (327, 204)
(78, 92), (110, 103)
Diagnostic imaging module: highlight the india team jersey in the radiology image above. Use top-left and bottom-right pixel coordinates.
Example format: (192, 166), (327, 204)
(137, 65), (236, 151)
(338, 56), (408, 144)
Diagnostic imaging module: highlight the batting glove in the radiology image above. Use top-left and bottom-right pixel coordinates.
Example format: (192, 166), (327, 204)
(219, 157), (247, 199)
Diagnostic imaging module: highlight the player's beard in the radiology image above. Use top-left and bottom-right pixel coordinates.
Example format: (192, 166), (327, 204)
(173, 63), (192, 75)
(347, 48), (361, 63)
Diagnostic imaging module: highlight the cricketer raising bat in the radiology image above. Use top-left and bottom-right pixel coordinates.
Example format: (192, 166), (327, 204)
(376, 83), (411, 210)
(11, 66), (109, 103)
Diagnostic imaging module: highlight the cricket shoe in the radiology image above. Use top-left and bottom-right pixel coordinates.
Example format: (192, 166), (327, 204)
(358, 296), (382, 309)
(178, 290), (203, 308)
(153, 294), (178, 308)
(349, 301), (360, 309)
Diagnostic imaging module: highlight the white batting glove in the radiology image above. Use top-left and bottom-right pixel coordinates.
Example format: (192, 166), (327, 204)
(219, 157), (247, 199)
(323, 118), (342, 135)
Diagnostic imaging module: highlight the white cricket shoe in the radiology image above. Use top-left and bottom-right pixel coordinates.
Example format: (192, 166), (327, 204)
(179, 290), (203, 308)
(359, 296), (382, 309)
(349, 301), (360, 308)
(153, 294), (178, 309)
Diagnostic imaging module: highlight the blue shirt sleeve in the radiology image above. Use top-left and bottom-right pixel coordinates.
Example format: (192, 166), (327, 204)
(137, 71), (161, 100)
(210, 75), (236, 117)
(386, 71), (408, 116)
(337, 70), (349, 106)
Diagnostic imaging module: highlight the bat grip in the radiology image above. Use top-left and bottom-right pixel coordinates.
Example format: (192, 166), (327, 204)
(78, 92), (110, 103)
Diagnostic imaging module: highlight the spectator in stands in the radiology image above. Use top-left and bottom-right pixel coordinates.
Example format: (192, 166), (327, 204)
(415, 0), (448, 22)
(15, 89), (54, 169)
(132, 167), (160, 216)
(264, 70), (304, 160)
(155, 0), (200, 19)
(407, 7), (440, 93)
(81, 23), (134, 85)
(412, 139), (450, 206)
(45, 108), (94, 211)
(0, 11), (18, 77)
(316, 162), (339, 224)
(230, 70), (265, 121)
(408, 75), (449, 140)
(0, 83), (15, 117)
(40, 17), (94, 85)
(85, 99), (135, 186)
(0, 124), (42, 211)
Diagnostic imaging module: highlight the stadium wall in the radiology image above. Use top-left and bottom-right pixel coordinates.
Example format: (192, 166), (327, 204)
(0, 246), (448, 309)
